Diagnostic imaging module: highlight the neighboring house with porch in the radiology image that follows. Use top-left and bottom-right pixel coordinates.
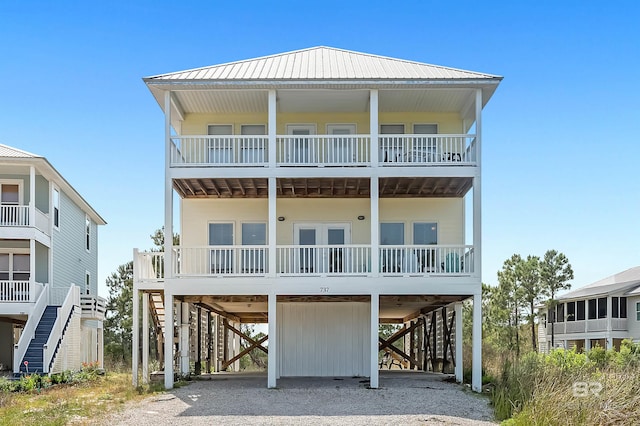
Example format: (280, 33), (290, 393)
(0, 144), (106, 375)
(539, 266), (640, 353)
(132, 46), (502, 391)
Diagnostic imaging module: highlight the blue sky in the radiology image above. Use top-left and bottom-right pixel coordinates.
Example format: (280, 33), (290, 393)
(0, 1), (638, 296)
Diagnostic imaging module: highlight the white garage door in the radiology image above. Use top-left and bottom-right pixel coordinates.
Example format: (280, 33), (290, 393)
(277, 302), (370, 377)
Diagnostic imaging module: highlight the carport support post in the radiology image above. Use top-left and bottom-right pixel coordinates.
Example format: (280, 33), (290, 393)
(142, 292), (149, 384)
(180, 302), (190, 375)
(164, 292), (174, 389)
(132, 287), (139, 386)
(472, 292), (482, 392)
(455, 302), (463, 383)
(268, 293), (277, 388)
(370, 293), (379, 388)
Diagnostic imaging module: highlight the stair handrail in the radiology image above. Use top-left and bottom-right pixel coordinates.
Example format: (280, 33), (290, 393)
(43, 285), (80, 373)
(13, 284), (50, 373)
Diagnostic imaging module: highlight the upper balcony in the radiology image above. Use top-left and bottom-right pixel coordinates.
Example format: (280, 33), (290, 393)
(170, 134), (476, 168)
(0, 205), (50, 240)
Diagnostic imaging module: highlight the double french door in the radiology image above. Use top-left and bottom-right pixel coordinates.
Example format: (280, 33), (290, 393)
(294, 223), (350, 274)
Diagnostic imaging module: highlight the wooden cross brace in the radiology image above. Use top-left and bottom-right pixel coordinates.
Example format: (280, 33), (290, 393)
(221, 321), (268, 370)
(378, 319), (422, 369)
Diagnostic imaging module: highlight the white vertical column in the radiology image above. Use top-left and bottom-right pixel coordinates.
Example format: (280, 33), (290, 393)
(180, 302), (190, 375)
(472, 292), (482, 392)
(369, 89), (379, 167)
(370, 176), (379, 276)
(268, 90), (277, 168)
(268, 177), (277, 277)
(142, 292), (149, 384)
(132, 288), (139, 386)
(98, 325), (104, 368)
(455, 302), (463, 383)
(370, 293), (379, 388)
(29, 166), (35, 226)
(164, 90), (174, 279)
(473, 89), (482, 279)
(164, 292), (174, 389)
(268, 293), (277, 388)
(606, 295), (612, 349)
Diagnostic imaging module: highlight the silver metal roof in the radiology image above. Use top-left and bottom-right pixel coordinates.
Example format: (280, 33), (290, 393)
(558, 266), (640, 300)
(0, 144), (40, 158)
(146, 46), (501, 82)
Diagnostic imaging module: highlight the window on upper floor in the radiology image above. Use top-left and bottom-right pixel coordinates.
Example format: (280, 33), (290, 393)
(240, 124), (266, 163)
(85, 271), (90, 295)
(612, 297), (627, 319)
(0, 183), (19, 205)
(636, 302), (640, 321)
(209, 222), (234, 274)
(556, 303), (565, 323)
(598, 297), (607, 319)
(85, 215), (91, 252)
(207, 124), (234, 163)
(380, 124), (405, 163)
(53, 188), (60, 228)
(576, 300), (586, 320)
(413, 223), (437, 245)
(0, 253), (30, 281)
(566, 301), (576, 321)
(588, 299), (597, 320)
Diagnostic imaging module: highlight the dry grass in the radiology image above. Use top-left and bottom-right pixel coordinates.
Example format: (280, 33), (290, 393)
(0, 372), (163, 426)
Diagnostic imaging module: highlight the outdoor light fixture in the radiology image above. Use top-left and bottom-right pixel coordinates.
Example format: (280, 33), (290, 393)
(278, 216), (285, 221)
(357, 215), (365, 220)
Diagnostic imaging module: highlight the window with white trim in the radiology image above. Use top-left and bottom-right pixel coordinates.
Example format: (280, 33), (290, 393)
(53, 188), (60, 228)
(208, 223), (234, 274)
(85, 215), (91, 252)
(0, 253), (30, 281)
(85, 271), (90, 295)
(207, 124), (234, 163)
(636, 302), (640, 321)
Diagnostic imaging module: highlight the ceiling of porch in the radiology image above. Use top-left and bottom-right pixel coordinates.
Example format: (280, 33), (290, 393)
(180, 294), (469, 324)
(173, 177), (472, 199)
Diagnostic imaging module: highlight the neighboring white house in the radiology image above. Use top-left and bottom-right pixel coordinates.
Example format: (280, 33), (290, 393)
(539, 266), (640, 353)
(132, 47), (502, 391)
(0, 144), (106, 375)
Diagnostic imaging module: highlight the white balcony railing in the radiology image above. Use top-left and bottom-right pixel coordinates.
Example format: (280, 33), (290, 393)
(277, 245), (371, 275)
(169, 134), (476, 167)
(549, 317), (625, 335)
(379, 134), (476, 165)
(379, 245), (474, 275)
(80, 294), (107, 320)
(142, 244), (474, 278)
(0, 205), (30, 226)
(137, 251), (165, 281)
(0, 205), (50, 233)
(171, 136), (268, 166)
(174, 246), (269, 276)
(0, 280), (44, 303)
(276, 135), (371, 166)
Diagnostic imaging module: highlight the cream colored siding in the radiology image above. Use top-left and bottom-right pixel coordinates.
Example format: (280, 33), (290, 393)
(51, 191), (99, 304)
(181, 198), (463, 246)
(180, 111), (463, 136)
(277, 302), (370, 377)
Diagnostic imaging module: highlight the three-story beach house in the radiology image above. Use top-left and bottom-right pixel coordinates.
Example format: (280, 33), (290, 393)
(0, 144), (106, 375)
(132, 47), (501, 391)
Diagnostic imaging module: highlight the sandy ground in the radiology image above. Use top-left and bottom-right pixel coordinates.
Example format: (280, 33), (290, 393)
(99, 371), (496, 425)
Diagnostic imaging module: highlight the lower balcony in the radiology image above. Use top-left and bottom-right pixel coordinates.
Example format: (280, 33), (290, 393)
(135, 245), (474, 280)
(80, 294), (107, 320)
(0, 280), (45, 303)
(548, 318), (628, 335)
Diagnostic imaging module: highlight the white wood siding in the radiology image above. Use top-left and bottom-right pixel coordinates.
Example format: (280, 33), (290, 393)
(51, 191), (99, 304)
(277, 302), (370, 377)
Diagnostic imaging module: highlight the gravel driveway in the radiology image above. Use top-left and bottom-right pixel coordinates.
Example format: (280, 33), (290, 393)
(101, 371), (495, 425)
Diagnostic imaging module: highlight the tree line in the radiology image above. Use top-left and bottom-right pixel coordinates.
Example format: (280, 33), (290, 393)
(483, 249), (574, 358)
